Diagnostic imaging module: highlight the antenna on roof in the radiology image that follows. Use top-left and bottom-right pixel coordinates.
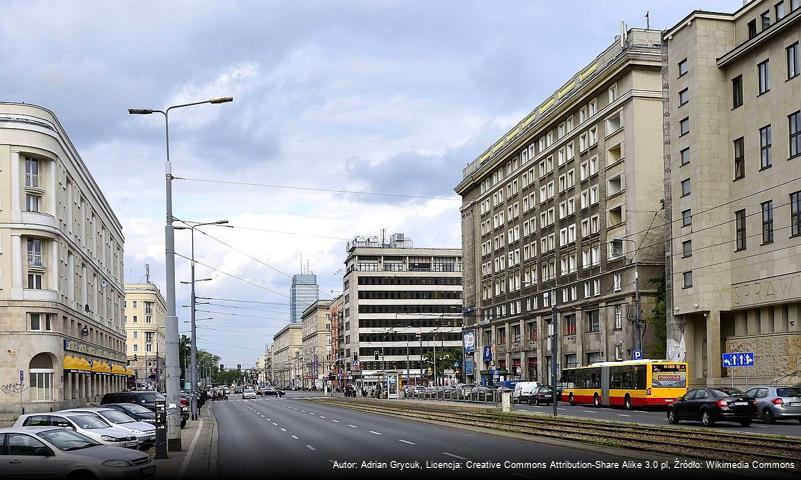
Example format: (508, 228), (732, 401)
(145, 264), (150, 283)
(645, 10), (650, 30)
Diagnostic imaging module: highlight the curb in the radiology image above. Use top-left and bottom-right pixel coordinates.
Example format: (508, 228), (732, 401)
(208, 403), (219, 480)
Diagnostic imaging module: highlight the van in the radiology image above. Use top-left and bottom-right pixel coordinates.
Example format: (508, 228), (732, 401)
(512, 382), (538, 403)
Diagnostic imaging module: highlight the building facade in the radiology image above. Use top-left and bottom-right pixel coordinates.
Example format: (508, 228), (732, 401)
(0, 103), (127, 421)
(329, 294), (345, 387)
(664, 1), (801, 386)
(456, 29), (666, 386)
(290, 273), (319, 324)
(124, 283), (166, 390)
(341, 234), (462, 386)
(300, 300), (333, 389)
(272, 323), (302, 388)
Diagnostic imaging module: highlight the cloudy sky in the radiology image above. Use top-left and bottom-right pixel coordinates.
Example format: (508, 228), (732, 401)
(1, 0), (740, 368)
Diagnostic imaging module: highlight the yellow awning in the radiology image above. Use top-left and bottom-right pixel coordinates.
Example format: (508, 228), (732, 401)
(125, 368), (135, 376)
(91, 361), (112, 374)
(111, 364), (127, 376)
(64, 356), (91, 373)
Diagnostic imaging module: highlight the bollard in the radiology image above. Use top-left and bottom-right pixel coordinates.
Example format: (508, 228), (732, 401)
(502, 390), (511, 412)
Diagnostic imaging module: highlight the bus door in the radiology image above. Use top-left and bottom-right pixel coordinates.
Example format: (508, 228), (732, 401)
(600, 365), (610, 406)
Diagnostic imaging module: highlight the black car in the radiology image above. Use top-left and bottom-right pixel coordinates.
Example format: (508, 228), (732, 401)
(102, 403), (157, 426)
(101, 391), (188, 428)
(667, 387), (756, 426)
(528, 386), (555, 405)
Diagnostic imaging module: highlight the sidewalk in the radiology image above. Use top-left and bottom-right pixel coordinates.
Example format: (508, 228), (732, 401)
(154, 404), (218, 479)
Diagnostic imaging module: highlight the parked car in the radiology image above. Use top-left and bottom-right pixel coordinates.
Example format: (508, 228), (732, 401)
(14, 412), (139, 448)
(102, 391), (188, 428)
(667, 387), (756, 426)
(743, 386), (801, 424)
(529, 386), (555, 405)
(512, 382), (538, 403)
(102, 403), (157, 426)
(62, 408), (156, 450)
(0, 426), (155, 479)
(242, 388), (257, 400)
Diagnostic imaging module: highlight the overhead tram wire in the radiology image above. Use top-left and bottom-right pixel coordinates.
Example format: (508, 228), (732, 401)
(199, 297), (289, 306)
(174, 176), (462, 201)
(227, 225), (350, 241)
(174, 252), (289, 298)
(192, 229), (292, 278)
(194, 309), (288, 321)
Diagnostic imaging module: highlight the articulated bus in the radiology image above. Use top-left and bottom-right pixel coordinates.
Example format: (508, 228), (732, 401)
(560, 360), (688, 409)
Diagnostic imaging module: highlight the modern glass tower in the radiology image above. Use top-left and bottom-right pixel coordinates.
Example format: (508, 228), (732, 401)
(290, 273), (319, 324)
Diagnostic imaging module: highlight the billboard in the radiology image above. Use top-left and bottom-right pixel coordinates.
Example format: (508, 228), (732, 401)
(463, 330), (476, 353)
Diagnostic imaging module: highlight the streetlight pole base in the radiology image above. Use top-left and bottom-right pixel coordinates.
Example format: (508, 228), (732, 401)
(167, 438), (182, 452)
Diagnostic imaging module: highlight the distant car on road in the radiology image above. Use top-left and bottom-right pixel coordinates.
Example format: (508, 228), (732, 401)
(242, 388), (257, 400)
(743, 386), (801, 424)
(667, 387), (756, 426)
(513, 382), (538, 404)
(15, 412), (139, 448)
(0, 426), (155, 479)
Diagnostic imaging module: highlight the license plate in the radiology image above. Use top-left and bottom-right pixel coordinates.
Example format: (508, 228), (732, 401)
(734, 402), (748, 406)
(791, 402), (801, 407)
(125, 441), (138, 448)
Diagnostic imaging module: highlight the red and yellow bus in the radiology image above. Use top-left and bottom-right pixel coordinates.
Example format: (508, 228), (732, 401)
(560, 360), (688, 409)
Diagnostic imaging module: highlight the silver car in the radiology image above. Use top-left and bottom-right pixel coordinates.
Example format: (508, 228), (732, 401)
(62, 408), (156, 450)
(15, 413), (139, 449)
(744, 385), (801, 424)
(0, 426), (155, 479)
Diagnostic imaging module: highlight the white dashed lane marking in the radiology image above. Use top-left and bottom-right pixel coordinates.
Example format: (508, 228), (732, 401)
(442, 452), (467, 460)
(291, 435), (299, 440)
(348, 425), (357, 428)
(369, 431), (381, 435)
(331, 420), (339, 423)
(272, 422), (278, 426)
(281, 428), (287, 432)
(306, 445), (317, 451)
(616, 414), (631, 417)
(399, 439), (415, 445)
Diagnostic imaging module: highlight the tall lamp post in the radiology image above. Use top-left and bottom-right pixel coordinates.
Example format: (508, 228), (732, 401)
(128, 96), (232, 451)
(176, 219), (231, 421)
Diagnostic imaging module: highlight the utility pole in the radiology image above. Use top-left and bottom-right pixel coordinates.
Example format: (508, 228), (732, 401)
(551, 291), (559, 417)
(634, 263), (642, 355)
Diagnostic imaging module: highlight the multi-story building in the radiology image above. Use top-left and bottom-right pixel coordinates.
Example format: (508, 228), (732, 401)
(272, 323), (301, 388)
(0, 103), (127, 421)
(456, 29), (666, 386)
(341, 233), (462, 386)
(290, 272), (319, 324)
(300, 300), (333, 389)
(263, 344), (273, 385)
(663, 0), (801, 386)
(124, 282), (166, 390)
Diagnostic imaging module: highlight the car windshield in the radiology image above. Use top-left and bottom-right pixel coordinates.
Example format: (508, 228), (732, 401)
(777, 387), (801, 397)
(99, 410), (136, 424)
(711, 388), (742, 397)
(121, 404), (153, 414)
(39, 428), (100, 451)
(66, 414), (111, 429)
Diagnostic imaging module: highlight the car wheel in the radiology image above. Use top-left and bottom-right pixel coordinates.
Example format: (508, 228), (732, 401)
(535, 398), (540, 406)
(762, 408), (775, 424)
(740, 419), (752, 427)
(568, 393), (575, 406)
(593, 393), (600, 407)
(667, 408), (679, 424)
(624, 395), (632, 410)
(701, 409), (714, 427)
(181, 418), (187, 429)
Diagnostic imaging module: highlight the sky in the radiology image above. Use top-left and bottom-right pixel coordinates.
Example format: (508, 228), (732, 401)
(0, 0), (742, 368)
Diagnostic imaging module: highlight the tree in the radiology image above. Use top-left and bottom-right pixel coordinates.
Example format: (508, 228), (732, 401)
(645, 276), (667, 359)
(422, 348), (462, 382)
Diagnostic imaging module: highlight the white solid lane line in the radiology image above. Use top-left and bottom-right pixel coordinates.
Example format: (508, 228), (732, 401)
(442, 452), (467, 460)
(399, 439), (415, 445)
(369, 431), (381, 435)
(306, 445), (317, 451)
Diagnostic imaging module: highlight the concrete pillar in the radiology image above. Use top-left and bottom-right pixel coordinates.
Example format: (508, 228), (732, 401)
(682, 316), (697, 381)
(774, 305), (787, 333)
(706, 311), (722, 381)
(734, 311), (747, 336)
(760, 307), (773, 334)
(747, 309), (759, 335)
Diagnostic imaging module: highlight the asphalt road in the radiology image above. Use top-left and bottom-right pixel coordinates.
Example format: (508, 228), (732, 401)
(213, 393), (766, 479)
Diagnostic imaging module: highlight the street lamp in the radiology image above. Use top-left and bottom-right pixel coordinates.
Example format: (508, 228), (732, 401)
(176, 219), (231, 421)
(128, 96), (232, 452)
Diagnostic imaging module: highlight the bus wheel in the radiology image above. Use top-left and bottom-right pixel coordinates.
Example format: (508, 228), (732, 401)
(624, 395), (632, 410)
(593, 393), (600, 407)
(568, 393), (575, 406)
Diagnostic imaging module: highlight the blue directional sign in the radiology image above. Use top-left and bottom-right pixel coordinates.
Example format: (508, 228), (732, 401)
(722, 352), (754, 368)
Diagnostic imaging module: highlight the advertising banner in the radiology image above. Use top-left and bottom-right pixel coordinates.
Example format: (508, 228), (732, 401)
(463, 330), (476, 354)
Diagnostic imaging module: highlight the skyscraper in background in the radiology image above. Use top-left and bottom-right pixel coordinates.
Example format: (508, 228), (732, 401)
(290, 271), (319, 324)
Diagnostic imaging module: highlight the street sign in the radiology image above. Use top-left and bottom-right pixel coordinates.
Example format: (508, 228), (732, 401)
(633, 350), (642, 360)
(722, 352), (754, 367)
(19, 370), (24, 386)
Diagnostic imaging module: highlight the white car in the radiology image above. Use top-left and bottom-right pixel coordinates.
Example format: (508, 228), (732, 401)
(15, 412), (139, 449)
(62, 408), (156, 450)
(512, 382), (539, 403)
(0, 426), (154, 478)
(242, 388), (257, 400)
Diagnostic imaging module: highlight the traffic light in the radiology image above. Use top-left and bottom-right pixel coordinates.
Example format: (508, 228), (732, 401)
(220, 364), (224, 371)
(237, 364), (241, 371)
(328, 372), (335, 381)
(374, 351), (379, 361)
